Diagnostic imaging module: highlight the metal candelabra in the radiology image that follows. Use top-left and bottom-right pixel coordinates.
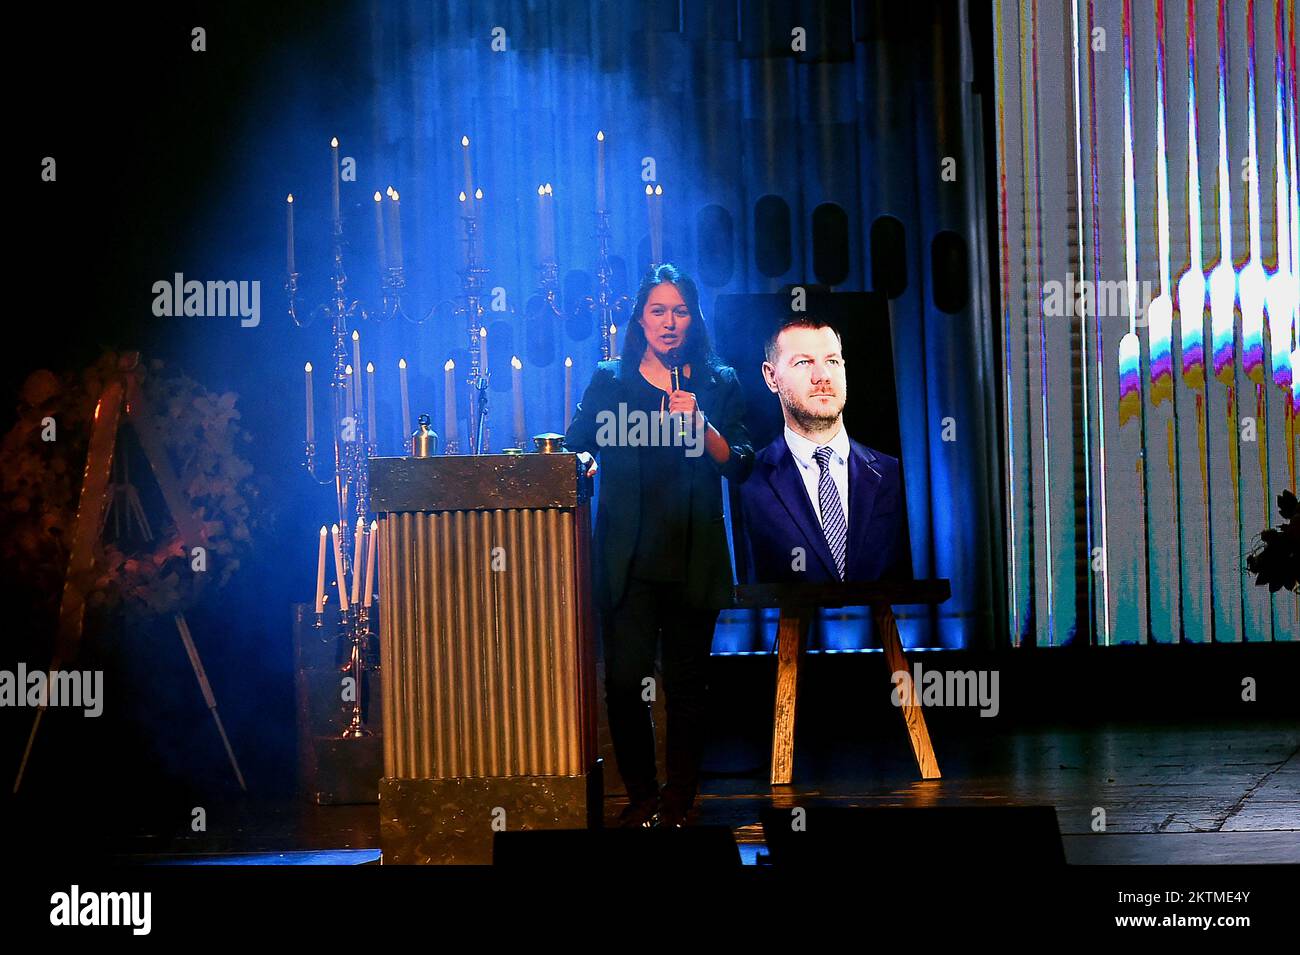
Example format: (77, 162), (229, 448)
(293, 221), (377, 739)
(380, 264), (411, 322)
(437, 206), (500, 454)
(572, 209), (632, 361)
(536, 258), (562, 320)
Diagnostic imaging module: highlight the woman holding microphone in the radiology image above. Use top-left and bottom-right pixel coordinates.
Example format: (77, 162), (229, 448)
(565, 263), (754, 828)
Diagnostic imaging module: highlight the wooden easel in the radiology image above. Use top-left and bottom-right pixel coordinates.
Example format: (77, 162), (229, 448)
(732, 580), (950, 784)
(13, 353), (246, 793)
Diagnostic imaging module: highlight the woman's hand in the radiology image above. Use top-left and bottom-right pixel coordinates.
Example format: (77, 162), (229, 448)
(671, 387), (733, 466)
(667, 389), (704, 431)
(576, 450), (598, 478)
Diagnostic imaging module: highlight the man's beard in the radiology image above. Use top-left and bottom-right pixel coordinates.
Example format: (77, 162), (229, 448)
(783, 385), (845, 429)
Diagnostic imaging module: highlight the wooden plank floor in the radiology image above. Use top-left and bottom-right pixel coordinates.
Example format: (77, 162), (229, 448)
(53, 719), (1295, 865)
(690, 720), (1300, 864)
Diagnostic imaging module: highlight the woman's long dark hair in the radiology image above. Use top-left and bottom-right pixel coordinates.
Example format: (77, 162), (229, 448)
(619, 263), (719, 376)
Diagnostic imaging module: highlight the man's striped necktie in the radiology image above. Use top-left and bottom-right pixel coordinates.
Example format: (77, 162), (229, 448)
(813, 446), (846, 580)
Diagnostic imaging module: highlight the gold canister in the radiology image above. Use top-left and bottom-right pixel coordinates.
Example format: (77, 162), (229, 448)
(533, 432), (564, 453)
(411, 414), (438, 457)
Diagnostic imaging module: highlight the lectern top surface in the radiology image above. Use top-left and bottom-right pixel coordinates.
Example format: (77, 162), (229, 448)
(369, 453), (592, 512)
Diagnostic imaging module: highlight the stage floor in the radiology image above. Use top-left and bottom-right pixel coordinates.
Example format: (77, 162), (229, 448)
(82, 718), (1299, 866)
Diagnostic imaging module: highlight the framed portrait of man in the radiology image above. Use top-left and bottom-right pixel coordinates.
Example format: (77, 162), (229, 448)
(714, 291), (914, 588)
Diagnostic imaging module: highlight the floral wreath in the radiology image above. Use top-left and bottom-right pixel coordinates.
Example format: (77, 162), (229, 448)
(0, 352), (267, 619)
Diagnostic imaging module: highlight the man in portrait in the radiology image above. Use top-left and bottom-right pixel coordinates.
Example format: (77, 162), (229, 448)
(739, 315), (912, 584)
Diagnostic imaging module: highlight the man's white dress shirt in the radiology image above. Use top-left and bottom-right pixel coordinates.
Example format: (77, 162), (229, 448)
(783, 422), (850, 528)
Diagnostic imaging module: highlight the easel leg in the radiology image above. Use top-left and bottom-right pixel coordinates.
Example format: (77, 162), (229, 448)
(872, 602), (941, 779)
(770, 610), (809, 786)
(13, 377), (125, 794)
(175, 614), (247, 791)
(13, 693), (52, 795)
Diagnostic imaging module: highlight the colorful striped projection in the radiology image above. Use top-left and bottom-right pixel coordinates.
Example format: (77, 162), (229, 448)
(1149, 297), (1176, 402)
(1293, 350), (1300, 413)
(1118, 332), (1145, 426)
(995, 0), (1297, 648)
(1178, 266), (1207, 386)
(1118, 0), (1297, 643)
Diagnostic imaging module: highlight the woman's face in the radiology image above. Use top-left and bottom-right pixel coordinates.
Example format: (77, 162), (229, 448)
(639, 282), (692, 361)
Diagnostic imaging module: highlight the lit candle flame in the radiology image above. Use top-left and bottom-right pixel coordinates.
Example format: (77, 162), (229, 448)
(444, 359), (454, 371)
(511, 356), (522, 369)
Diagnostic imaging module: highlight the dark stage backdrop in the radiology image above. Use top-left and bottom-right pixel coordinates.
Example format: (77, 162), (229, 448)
(13, 1), (1004, 653)
(252, 0), (1003, 651)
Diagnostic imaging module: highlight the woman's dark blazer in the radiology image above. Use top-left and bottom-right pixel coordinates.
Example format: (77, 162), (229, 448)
(563, 356), (755, 614)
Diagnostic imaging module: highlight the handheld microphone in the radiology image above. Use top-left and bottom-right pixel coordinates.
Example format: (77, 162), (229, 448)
(670, 362), (686, 438)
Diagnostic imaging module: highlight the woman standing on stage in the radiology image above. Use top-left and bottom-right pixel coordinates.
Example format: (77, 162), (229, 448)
(565, 263), (754, 828)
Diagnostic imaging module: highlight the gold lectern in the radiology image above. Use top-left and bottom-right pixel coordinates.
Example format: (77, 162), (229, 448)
(369, 452), (602, 864)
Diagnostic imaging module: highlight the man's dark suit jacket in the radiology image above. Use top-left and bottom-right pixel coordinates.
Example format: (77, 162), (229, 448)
(563, 357), (755, 614)
(738, 430), (911, 583)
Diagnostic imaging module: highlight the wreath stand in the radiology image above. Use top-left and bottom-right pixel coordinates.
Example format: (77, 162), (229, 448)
(13, 353), (246, 794)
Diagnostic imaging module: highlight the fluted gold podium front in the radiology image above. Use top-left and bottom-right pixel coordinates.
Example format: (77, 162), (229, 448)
(369, 453), (602, 864)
